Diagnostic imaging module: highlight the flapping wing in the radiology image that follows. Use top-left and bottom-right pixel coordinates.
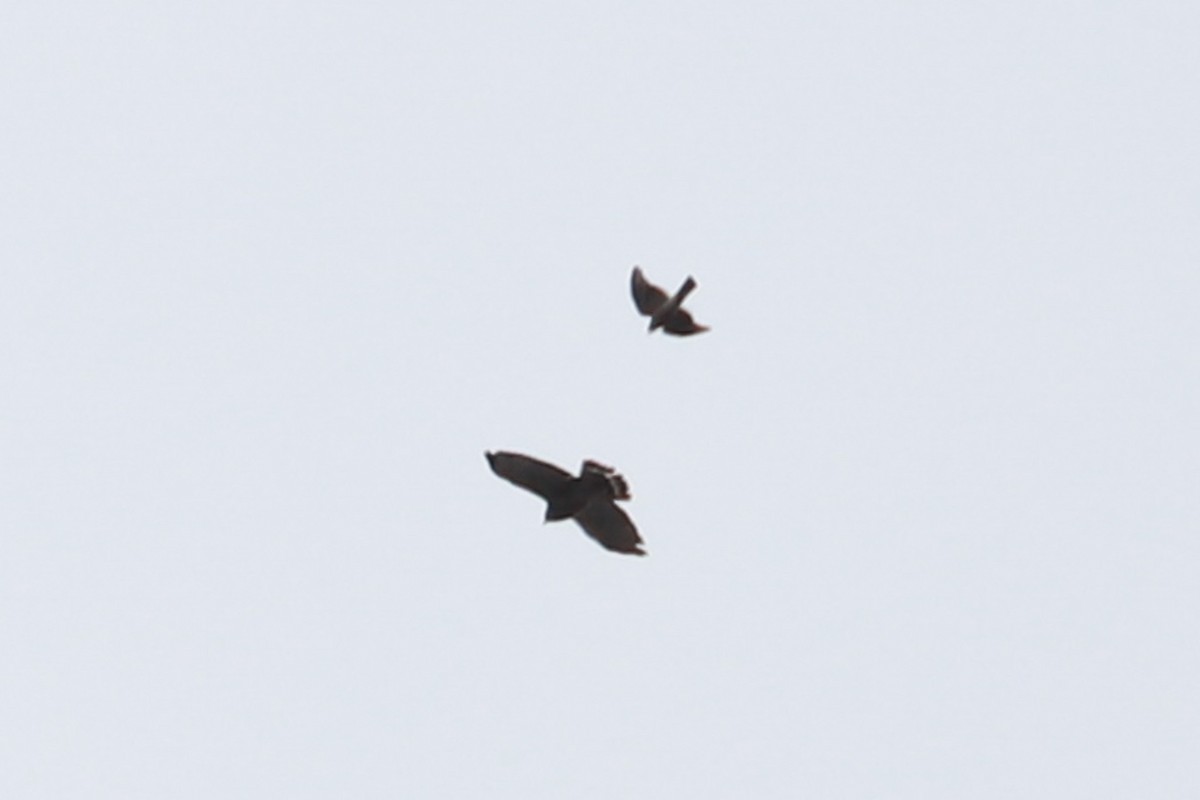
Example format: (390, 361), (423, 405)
(631, 267), (669, 316)
(661, 308), (709, 336)
(573, 499), (646, 556)
(486, 451), (573, 501)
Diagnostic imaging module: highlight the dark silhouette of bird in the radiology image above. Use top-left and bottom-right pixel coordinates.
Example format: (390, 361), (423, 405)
(630, 266), (709, 335)
(485, 451), (646, 556)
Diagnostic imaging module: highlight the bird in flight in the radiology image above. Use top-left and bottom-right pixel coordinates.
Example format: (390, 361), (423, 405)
(485, 451), (646, 556)
(630, 266), (709, 335)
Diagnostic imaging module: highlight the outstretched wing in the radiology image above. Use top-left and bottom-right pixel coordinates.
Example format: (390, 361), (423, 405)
(573, 499), (646, 556)
(661, 307), (709, 336)
(486, 451), (573, 501)
(631, 267), (669, 316)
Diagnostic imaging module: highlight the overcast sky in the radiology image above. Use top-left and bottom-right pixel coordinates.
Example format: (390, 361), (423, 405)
(3, 2), (1198, 797)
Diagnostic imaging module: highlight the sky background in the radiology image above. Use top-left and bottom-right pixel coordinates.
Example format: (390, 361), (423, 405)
(3, 1), (1199, 797)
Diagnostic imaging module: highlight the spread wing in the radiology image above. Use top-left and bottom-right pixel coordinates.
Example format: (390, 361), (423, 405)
(631, 267), (669, 316)
(573, 499), (646, 556)
(661, 308), (709, 336)
(486, 451), (573, 501)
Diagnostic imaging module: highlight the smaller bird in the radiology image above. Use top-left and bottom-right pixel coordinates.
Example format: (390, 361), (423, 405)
(485, 451), (646, 556)
(630, 266), (709, 335)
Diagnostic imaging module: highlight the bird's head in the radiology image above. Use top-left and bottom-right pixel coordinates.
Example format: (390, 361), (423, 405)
(544, 504), (573, 523)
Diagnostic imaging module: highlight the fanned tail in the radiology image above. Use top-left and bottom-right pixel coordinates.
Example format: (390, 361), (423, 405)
(582, 460), (631, 501)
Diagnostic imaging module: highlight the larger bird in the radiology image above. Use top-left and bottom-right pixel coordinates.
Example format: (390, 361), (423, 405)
(631, 266), (709, 335)
(485, 451), (646, 556)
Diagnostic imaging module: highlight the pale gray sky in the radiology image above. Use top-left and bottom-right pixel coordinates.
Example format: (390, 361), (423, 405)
(3, 2), (1198, 797)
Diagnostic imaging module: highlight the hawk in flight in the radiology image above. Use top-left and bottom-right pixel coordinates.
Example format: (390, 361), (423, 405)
(631, 266), (709, 335)
(485, 451), (646, 556)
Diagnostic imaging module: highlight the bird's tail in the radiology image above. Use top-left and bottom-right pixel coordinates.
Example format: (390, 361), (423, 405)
(582, 460), (631, 501)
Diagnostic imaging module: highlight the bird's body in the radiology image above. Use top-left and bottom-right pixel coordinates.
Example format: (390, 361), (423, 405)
(485, 451), (644, 555)
(631, 267), (709, 335)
